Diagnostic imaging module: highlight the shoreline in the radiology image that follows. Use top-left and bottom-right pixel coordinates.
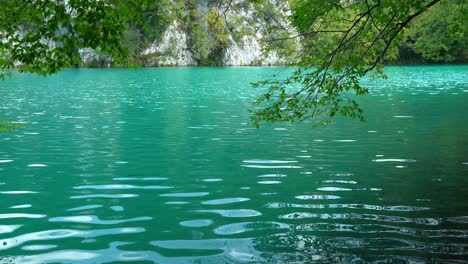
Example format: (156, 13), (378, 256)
(48, 63), (468, 70)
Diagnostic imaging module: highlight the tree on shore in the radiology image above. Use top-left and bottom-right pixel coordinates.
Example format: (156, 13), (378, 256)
(0, 0), (153, 78)
(250, 0), (464, 127)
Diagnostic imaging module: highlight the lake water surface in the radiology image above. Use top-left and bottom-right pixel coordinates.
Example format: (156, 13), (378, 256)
(0, 66), (467, 263)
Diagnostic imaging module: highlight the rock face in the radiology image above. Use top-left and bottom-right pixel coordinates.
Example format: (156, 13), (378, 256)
(223, 35), (285, 66)
(143, 22), (196, 66)
(221, 2), (294, 66)
(79, 0), (298, 67)
(142, 32), (285, 67)
(140, 0), (298, 67)
(79, 48), (112, 67)
(79, 48), (100, 65)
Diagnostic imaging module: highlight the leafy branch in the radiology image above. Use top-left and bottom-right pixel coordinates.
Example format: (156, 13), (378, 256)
(251, 0), (441, 127)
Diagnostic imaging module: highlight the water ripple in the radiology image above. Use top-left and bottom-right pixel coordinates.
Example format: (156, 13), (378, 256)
(279, 212), (440, 225)
(201, 198), (250, 205)
(49, 215), (151, 225)
(202, 178), (223, 182)
(160, 192), (209, 197)
(67, 205), (103, 211)
(151, 238), (264, 262)
(258, 174), (287, 178)
(195, 209), (262, 218)
(214, 221), (289, 235)
(27, 164), (47, 167)
(70, 194), (138, 199)
(322, 180), (357, 184)
(179, 219), (214, 227)
(373, 159), (417, 163)
(113, 177), (168, 181)
(243, 160), (298, 164)
(242, 165), (302, 169)
(266, 203), (430, 212)
(165, 201), (191, 205)
(73, 184), (173, 190)
(10, 204), (32, 209)
(0, 225), (22, 235)
(447, 216), (468, 224)
(0, 227), (145, 251)
(324, 237), (467, 255)
(258, 180), (282, 185)
(22, 244), (58, 251)
(0, 213), (46, 219)
(294, 222), (468, 238)
(317, 187), (352, 191)
(295, 195), (341, 200)
(1, 191), (38, 194)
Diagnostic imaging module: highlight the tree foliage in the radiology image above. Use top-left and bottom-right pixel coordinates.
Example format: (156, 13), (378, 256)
(401, 0), (467, 63)
(251, 0), (455, 127)
(0, 0), (154, 78)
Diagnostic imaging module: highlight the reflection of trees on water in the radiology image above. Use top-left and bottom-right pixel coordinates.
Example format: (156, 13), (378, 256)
(252, 230), (467, 263)
(253, 232), (359, 263)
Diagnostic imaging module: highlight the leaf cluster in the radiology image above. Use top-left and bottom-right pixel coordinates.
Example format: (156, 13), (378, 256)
(0, 0), (152, 76)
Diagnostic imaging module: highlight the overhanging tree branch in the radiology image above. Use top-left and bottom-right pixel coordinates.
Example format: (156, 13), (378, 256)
(251, 0), (443, 127)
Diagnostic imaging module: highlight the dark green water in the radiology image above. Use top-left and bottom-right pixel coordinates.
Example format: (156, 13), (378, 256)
(0, 66), (467, 263)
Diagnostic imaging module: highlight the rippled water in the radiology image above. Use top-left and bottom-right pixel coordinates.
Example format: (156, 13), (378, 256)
(0, 66), (467, 263)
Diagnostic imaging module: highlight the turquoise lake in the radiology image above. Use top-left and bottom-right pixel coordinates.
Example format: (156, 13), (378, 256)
(0, 66), (467, 263)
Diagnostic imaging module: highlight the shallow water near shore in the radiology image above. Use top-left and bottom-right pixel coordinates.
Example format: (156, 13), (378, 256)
(0, 66), (467, 263)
